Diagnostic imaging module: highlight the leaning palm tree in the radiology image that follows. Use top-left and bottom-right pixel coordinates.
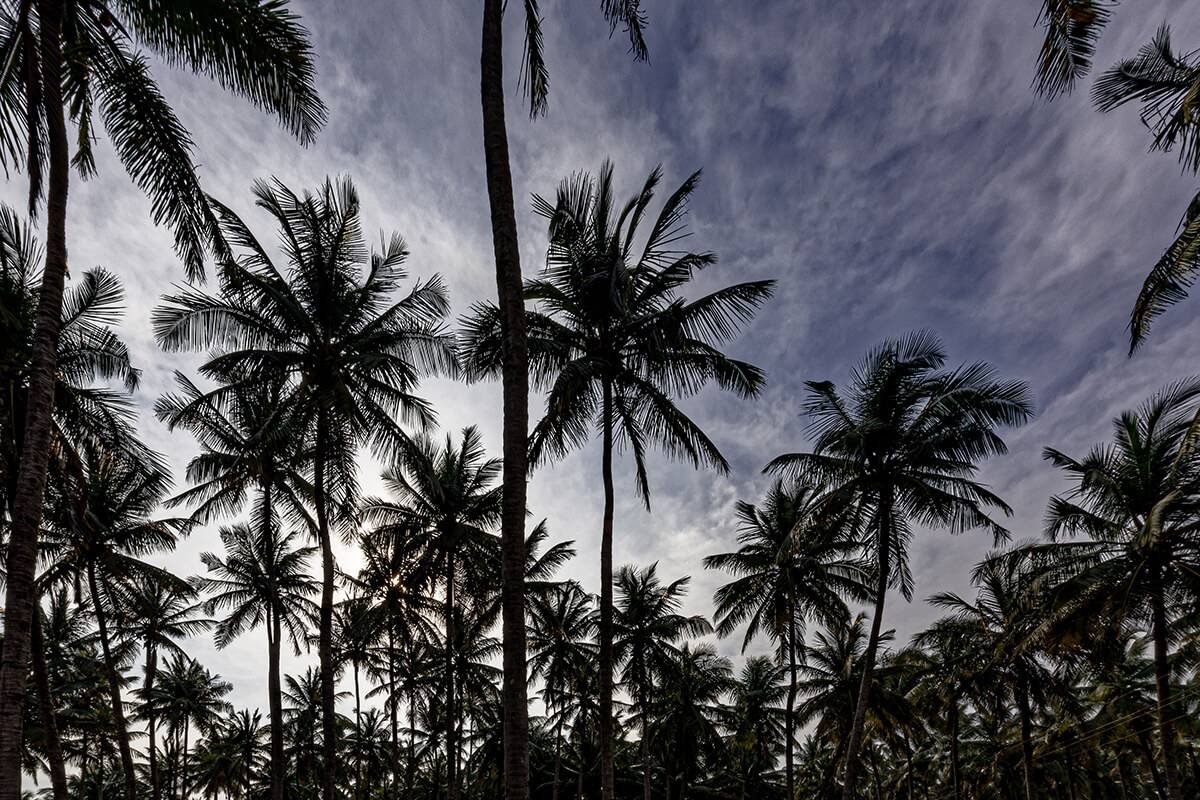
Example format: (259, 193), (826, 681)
(155, 176), (455, 800)
(767, 332), (1032, 800)
(477, 5), (652, 795)
(359, 425), (502, 800)
(613, 563), (711, 800)
(704, 478), (870, 799)
(1023, 380), (1200, 800)
(0, 7), (324, 786)
(462, 162), (772, 797)
(39, 442), (190, 800)
(112, 575), (211, 800)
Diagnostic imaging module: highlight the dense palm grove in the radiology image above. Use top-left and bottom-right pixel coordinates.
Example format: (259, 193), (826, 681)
(2, 1), (1200, 800)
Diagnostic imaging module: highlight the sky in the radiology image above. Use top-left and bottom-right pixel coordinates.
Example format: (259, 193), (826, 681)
(7, 0), (1200, 713)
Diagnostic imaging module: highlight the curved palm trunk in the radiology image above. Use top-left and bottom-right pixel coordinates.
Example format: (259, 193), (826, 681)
(785, 606), (798, 800)
(268, 610), (285, 800)
(1015, 684), (1036, 800)
(1151, 584), (1184, 800)
(446, 548), (460, 800)
(31, 607), (68, 800)
(88, 565), (138, 800)
(598, 380), (616, 800)
(0, 4), (70, 797)
(145, 646), (162, 800)
(314, 414), (338, 800)
(841, 497), (891, 800)
(480, 3), (531, 798)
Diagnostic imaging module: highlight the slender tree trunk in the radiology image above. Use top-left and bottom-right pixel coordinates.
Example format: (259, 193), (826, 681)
(1150, 584), (1184, 800)
(31, 607), (68, 800)
(0, 3), (70, 797)
(88, 565), (138, 800)
(446, 546), (459, 800)
(146, 646), (162, 800)
(786, 603), (798, 800)
(1137, 728), (1169, 800)
(841, 492), (891, 800)
(354, 663), (363, 800)
(269, 610), (285, 800)
(1015, 684), (1036, 800)
(480, 2), (531, 798)
(947, 702), (961, 800)
(182, 723), (190, 800)
(598, 380), (616, 800)
(388, 623), (399, 800)
(552, 714), (563, 800)
(314, 414), (338, 800)
(640, 686), (651, 800)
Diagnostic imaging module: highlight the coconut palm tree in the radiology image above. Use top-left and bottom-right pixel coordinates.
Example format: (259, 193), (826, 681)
(1024, 380), (1200, 800)
(112, 575), (211, 800)
(528, 581), (596, 800)
(462, 161), (772, 798)
(613, 564), (711, 800)
(476, 4), (652, 794)
(766, 331), (1032, 799)
(704, 478), (870, 798)
(0, 8), (324, 787)
(149, 655), (234, 800)
(359, 425), (502, 800)
(155, 176), (455, 800)
(38, 442), (189, 800)
(332, 597), (379, 800)
(197, 523), (319, 800)
(719, 656), (786, 798)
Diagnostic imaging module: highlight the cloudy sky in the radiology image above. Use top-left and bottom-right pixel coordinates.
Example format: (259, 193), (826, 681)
(9, 1), (1200, 712)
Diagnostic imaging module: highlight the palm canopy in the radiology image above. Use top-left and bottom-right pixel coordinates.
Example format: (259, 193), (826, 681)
(0, 206), (148, 515)
(527, 580), (596, 713)
(705, 478), (871, 654)
(767, 331), (1032, 599)
(154, 177), (456, 503)
(461, 160), (774, 504)
(109, 573), (211, 660)
(197, 522), (319, 654)
(0, 0), (324, 275)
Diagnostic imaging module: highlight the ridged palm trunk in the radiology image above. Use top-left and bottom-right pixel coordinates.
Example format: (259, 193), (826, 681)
(841, 494), (891, 800)
(268, 609), (285, 800)
(0, 4), (70, 797)
(480, 2), (531, 798)
(30, 608), (68, 800)
(87, 564), (138, 800)
(598, 381), (616, 800)
(1151, 581), (1184, 800)
(314, 415), (338, 800)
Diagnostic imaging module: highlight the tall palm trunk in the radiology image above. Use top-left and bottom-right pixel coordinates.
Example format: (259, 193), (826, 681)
(947, 701), (961, 800)
(0, 4), (70, 797)
(1151, 583), (1184, 800)
(841, 494), (891, 800)
(314, 414), (338, 800)
(1015, 684), (1036, 800)
(552, 713), (564, 800)
(31, 607), (68, 800)
(640, 685), (651, 800)
(145, 646), (162, 800)
(388, 623), (399, 800)
(785, 603), (798, 800)
(598, 380), (616, 800)
(268, 610), (285, 800)
(446, 546), (459, 800)
(480, 3), (531, 798)
(354, 662), (363, 800)
(88, 564), (138, 800)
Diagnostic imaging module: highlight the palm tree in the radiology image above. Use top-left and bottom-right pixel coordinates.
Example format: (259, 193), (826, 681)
(613, 564), (711, 800)
(704, 478), (870, 798)
(476, 4), (651, 795)
(462, 162), (772, 798)
(527, 581), (596, 800)
(39, 442), (189, 800)
(720, 656), (786, 799)
(155, 176), (455, 800)
(360, 424), (502, 800)
(197, 523), (319, 800)
(149, 655), (234, 800)
(766, 332), (1032, 799)
(332, 597), (379, 800)
(0, 8), (324, 788)
(1025, 380), (1200, 800)
(112, 575), (211, 800)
